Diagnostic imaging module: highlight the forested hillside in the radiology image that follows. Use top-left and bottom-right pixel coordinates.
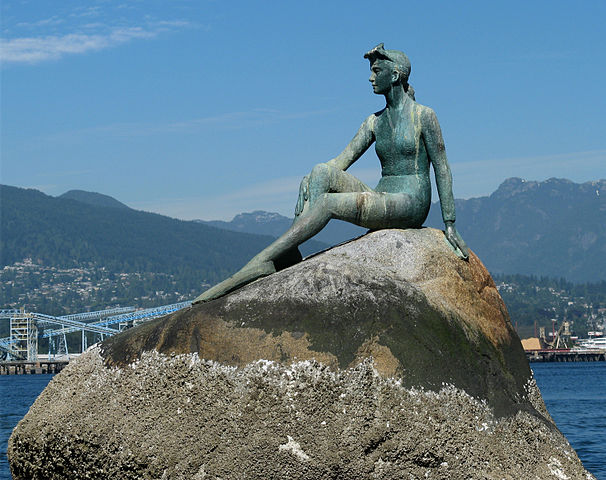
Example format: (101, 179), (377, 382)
(1, 185), (269, 281)
(493, 274), (606, 339)
(58, 189), (130, 209)
(0, 185), (326, 314)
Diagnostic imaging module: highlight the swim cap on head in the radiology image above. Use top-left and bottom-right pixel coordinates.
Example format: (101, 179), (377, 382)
(364, 43), (411, 79)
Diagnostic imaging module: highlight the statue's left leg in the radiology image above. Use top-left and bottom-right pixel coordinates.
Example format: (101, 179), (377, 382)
(193, 202), (335, 304)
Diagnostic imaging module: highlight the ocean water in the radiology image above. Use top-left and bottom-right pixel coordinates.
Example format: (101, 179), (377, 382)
(1, 374), (55, 480)
(532, 362), (606, 479)
(1, 364), (604, 479)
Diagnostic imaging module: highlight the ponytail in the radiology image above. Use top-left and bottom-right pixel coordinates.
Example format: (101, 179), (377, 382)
(406, 84), (415, 101)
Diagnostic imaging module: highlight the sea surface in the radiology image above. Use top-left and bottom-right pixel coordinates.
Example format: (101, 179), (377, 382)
(1, 374), (55, 480)
(1, 364), (604, 479)
(532, 362), (606, 479)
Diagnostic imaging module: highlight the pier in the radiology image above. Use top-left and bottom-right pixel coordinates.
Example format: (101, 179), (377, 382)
(0, 359), (69, 375)
(526, 349), (606, 362)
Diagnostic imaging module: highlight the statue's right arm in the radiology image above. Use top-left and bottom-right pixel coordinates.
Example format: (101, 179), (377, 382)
(326, 115), (376, 171)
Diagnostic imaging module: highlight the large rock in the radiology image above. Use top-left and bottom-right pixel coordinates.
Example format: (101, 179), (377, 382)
(9, 229), (595, 479)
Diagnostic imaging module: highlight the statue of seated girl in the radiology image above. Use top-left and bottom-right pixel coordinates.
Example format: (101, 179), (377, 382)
(194, 43), (468, 304)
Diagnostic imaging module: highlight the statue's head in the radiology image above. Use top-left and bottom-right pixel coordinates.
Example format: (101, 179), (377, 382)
(364, 43), (414, 98)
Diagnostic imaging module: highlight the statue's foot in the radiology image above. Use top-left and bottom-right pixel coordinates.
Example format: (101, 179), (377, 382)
(193, 260), (276, 304)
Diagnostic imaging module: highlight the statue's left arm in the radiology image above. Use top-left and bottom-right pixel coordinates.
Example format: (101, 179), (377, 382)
(421, 107), (469, 260)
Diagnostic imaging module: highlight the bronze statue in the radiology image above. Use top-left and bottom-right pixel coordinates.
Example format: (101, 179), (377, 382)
(194, 43), (468, 304)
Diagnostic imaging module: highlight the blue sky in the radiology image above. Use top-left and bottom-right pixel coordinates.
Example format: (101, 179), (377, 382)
(2, 0), (605, 220)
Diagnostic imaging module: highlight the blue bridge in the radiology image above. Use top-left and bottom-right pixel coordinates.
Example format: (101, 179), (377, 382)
(0, 302), (191, 362)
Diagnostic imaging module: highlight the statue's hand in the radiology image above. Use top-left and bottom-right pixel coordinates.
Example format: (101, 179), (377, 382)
(445, 221), (469, 260)
(295, 175), (310, 217)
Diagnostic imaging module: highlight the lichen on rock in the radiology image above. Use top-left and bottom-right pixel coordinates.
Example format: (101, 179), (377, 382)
(9, 347), (594, 479)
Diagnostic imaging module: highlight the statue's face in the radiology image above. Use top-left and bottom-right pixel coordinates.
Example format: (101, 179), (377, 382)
(369, 60), (395, 95)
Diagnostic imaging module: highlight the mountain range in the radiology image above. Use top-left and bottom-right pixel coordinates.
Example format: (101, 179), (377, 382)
(1, 177), (605, 284)
(426, 178), (606, 282)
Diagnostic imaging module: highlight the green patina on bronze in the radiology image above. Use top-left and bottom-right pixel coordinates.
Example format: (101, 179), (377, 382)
(194, 44), (468, 304)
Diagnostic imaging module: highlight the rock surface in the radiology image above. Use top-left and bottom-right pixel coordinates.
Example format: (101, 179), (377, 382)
(9, 228), (595, 479)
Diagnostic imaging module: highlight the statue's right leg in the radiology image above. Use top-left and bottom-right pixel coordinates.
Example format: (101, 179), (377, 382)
(251, 190), (418, 268)
(193, 258), (277, 304)
(286, 163), (371, 265)
(294, 163), (372, 222)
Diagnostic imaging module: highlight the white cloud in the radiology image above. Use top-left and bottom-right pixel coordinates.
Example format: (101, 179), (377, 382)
(16, 16), (65, 28)
(151, 20), (192, 29)
(68, 6), (102, 19)
(1, 21), (190, 64)
(40, 108), (334, 143)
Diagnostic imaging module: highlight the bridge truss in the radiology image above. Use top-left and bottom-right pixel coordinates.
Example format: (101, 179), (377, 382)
(0, 302), (191, 361)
